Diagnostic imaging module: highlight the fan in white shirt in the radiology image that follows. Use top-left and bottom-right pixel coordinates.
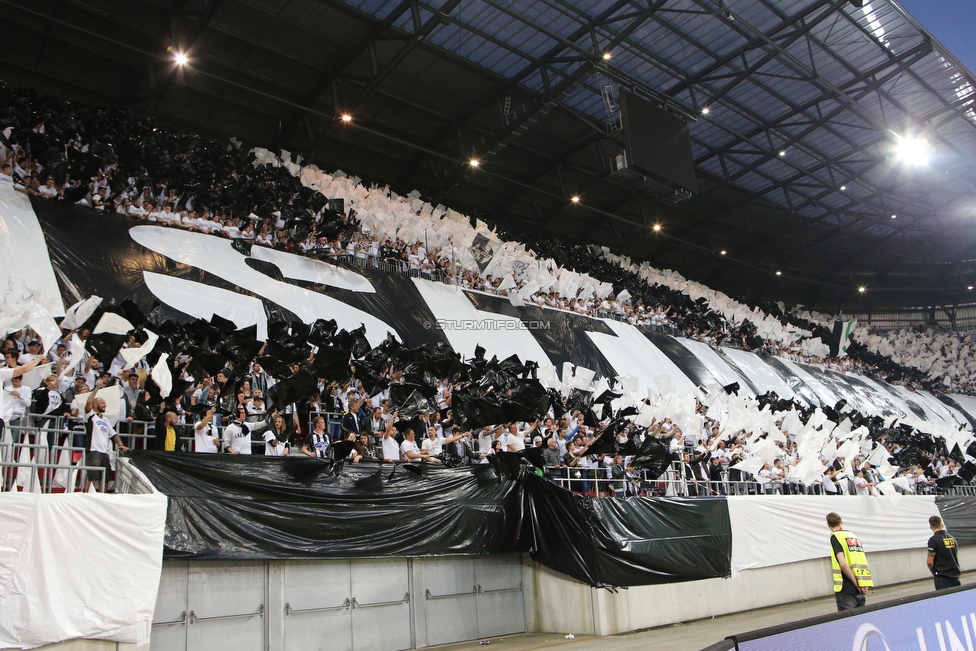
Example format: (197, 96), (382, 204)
(193, 407), (221, 453)
(420, 425), (465, 459)
(500, 423), (526, 452)
(37, 179), (58, 198)
(399, 428), (433, 462)
(379, 411), (401, 462)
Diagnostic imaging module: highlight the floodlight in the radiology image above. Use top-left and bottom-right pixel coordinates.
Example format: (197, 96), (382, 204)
(895, 136), (931, 166)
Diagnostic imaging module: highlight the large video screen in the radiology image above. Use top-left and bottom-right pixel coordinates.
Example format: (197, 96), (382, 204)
(619, 89), (697, 193)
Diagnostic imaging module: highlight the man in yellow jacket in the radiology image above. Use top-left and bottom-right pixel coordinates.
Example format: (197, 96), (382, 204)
(827, 512), (873, 611)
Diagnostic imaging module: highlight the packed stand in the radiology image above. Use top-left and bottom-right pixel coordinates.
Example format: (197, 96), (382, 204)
(5, 83), (970, 394)
(3, 297), (973, 497)
(2, 78), (976, 491)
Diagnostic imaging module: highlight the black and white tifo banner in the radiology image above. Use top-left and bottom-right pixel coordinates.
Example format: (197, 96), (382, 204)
(6, 185), (976, 434)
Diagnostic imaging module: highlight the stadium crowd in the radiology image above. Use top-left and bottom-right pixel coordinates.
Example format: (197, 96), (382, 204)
(1, 82), (975, 496)
(2, 305), (971, 498)
(3, 84), (971, 394)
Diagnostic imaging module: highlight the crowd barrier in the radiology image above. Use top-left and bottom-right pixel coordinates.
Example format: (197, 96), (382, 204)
(5, 414), (976, 497)
(1, 426), (106, 492)
(335, 253), (450, 283)
(549, 460), (976, 498)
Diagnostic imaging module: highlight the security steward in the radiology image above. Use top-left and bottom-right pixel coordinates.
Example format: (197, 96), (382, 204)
(827, 512), (873, 611)
(927, 515), (961, 590)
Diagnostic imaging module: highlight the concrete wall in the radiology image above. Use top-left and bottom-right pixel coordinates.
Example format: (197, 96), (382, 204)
(523, 545), (976, 636)
(32, 548), (976, 649)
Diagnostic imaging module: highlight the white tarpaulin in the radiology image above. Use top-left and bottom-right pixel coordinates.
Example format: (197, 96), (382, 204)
(775, 357), (842, 407)
(0, 492), (167, 649)
(727, 495), (939, 574)
(0, 184), (65, 319)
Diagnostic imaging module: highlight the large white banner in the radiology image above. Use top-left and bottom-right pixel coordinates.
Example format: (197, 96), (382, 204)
(0, 183), (64, 319)
(727, 494), (939, 574)
(0, 492), (167, 648)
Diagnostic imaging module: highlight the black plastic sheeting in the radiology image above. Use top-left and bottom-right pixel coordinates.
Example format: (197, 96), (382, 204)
(131, 451), (523, 560)
(936, 495), (976, 546)
(312, 268), (449, 349)
(463, 291), (618, 380)
(32, 197), (198, 306)
(129, 451), (732, 587)
(524, 474), (732, 587)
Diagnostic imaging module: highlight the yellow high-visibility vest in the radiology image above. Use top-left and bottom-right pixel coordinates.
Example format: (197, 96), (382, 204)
(831, 530), (873, 592)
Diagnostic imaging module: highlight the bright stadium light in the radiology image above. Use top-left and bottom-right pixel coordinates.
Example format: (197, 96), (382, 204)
(340, 114), (353, 123)
(701, 107), (710, 115)
(602, 52), (612, 61)
(652, 224), (662, 232)
(570, 195), (580, 203)
(894, 135), (931, 166)
(858, 286), (866, 293)
(469, 158), (480, 167)
(174, 52), (188, 66)
(775, 270), (782, 276)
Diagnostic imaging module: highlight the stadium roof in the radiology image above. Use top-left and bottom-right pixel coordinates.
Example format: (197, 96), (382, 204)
(3, 0), (976, 313)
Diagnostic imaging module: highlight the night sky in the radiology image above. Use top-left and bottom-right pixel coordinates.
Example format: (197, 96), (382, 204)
(896, 0), (976, 75)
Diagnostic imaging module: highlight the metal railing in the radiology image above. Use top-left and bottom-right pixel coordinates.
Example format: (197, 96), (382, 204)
(14, 417), (973, 498)
(546, 460), (969, 498)
(335, 253), (450, 283)
(1, 427), (106, 493)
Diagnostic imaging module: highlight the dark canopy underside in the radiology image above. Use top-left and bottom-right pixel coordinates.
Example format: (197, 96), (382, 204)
(2, 0), (976, 312)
